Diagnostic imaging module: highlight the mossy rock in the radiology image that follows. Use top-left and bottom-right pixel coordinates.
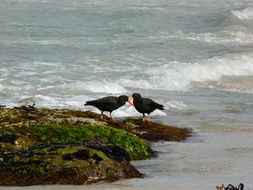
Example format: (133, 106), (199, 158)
(19, 123), (151, 160)
(0, 107), (191, 186)
(106, 118), (191, 142)
(0, 143), (141, 185)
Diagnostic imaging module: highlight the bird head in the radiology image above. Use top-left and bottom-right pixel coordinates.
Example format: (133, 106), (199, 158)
(132, 93), (141, 99)
(128, 93), (141, 106)
(119, 95), (129, 103)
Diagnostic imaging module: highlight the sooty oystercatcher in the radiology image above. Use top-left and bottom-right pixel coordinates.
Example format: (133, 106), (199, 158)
(85, 95), (132, 120)
(129, 93), (164, 120)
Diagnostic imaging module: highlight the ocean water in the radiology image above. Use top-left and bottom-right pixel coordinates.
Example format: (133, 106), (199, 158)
(1, 0), (253, 189)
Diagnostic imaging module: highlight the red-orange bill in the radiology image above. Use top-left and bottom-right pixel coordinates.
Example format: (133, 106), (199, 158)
(127, 97), (134, 106)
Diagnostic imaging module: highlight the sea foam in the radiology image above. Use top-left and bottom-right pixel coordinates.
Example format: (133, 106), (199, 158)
(82, 80), (128, 94)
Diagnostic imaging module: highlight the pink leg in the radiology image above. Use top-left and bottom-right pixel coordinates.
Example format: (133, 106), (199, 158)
(110, 112), (115, 121)
(148, 114), (151, 121)
(100, 112), (104, 119)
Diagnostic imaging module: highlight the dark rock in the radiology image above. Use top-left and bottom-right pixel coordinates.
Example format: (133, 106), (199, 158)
(83, 140), (130, 162)
(62, 149), (89, 161)
(0, 133), (19, 144)
(92, 154), (103, 164)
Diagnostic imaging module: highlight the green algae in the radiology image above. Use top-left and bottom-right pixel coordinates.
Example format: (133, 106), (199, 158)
(87, 125), (151, 160)
(26, 123), (150, 160)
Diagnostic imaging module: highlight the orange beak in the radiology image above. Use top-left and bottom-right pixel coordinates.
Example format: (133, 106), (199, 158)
(127, 97), (134, 107)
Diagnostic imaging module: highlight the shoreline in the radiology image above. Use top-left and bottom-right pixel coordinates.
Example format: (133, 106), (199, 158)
(0, 107), (191, 186)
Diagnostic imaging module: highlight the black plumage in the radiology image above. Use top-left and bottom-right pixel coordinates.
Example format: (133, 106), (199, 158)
(131, 93), (164, 120)
(85, 95), (129, 120)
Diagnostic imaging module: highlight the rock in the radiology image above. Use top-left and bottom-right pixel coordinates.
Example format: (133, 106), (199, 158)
(0, 107), (190, 186)
(0, 133), (19, 144)
(107, 118), (191, 142)
(0, 142), (142, 185)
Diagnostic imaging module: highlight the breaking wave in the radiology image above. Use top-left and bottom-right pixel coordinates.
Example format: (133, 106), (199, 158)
(120, 54), (253, 92)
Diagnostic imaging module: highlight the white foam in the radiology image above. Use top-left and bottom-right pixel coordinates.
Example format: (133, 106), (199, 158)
(32, 94), (91, 110)
(232, 7), (253, 20)
(82, 80), (128, 94)
(35, 80), (128, 96)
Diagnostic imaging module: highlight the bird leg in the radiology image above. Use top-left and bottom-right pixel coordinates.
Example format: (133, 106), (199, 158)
(142, 113), (145, 121)
(148, 114), (151, 121)
(100, 111), (104, 120)
(110, 112), (115, 121)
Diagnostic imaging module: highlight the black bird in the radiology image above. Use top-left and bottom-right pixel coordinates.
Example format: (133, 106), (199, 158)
(129, 93), (164, 120)
(84, 95), (130, 120)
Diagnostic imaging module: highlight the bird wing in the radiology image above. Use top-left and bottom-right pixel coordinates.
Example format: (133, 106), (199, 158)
(85, 96), (118, 111)
(86, 96), (116, 105)
(95, 96), (118, 105)
(142, 98), (164, 110)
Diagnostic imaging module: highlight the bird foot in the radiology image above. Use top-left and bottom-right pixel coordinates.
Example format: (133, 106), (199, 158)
(142, 117), (151, 123)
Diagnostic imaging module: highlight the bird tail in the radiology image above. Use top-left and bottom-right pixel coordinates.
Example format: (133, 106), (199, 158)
(157, 103), (164, 110)
(84, 101), (94, 106)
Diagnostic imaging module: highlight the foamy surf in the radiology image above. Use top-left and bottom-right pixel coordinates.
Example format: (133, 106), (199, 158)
(126, 54), (253, 92)
(82, 80), (128, 94)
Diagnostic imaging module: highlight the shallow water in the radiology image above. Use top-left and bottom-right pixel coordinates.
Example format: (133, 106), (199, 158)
(1, 0), (253, 189)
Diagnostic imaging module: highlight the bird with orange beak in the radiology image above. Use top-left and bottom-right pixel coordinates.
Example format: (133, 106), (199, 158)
(128, 93), (164, 120)
(85, 95), (133, 120)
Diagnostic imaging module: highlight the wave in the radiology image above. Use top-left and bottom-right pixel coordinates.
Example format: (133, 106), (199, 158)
(231, 7), (253, 20)
(2, 54), (253, 100)
(120, 54), (253, 92)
